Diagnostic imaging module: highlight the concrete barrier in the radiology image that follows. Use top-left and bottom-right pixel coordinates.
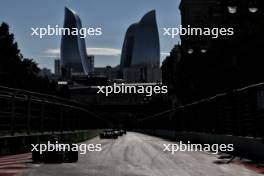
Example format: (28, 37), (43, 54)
(0, 129), (103, 156)
(135, 129), (264, 162)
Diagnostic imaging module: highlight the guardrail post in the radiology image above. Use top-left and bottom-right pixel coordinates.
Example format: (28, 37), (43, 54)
(27, 95), (32, 134)
(40, 100), (45, 133)
(60, 105), (64, 132)
(10, 93), (16, 136)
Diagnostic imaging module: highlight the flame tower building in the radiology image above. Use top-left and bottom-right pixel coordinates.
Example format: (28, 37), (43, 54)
(120, 10), (161, 83)
(60, 7), (92, 78)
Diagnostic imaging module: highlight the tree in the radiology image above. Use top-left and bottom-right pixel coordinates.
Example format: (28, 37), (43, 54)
(0, 22), (59, 96)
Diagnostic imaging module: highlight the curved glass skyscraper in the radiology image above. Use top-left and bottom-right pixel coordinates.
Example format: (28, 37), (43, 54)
(60, 7), (91, 77)
(120, 10), (160, 69)
(120, 10), (161, 83)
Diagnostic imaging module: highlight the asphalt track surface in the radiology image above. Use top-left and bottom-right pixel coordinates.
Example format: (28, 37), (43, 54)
(17, 132), (262, 176)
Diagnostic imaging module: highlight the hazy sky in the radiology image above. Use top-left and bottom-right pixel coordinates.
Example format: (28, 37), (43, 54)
(0, 0), (181, 72)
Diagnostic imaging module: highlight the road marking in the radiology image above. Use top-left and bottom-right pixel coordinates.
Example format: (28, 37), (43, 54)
(233, 160), (264, 174)
(0, 153), (31, 176)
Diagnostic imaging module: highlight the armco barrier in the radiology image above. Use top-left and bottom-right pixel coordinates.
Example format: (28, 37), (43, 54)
(0, 86), (108, 136)
(137, 82), (264, 161)
(135, 129), (264, 161)
(0, 129), (103, 155)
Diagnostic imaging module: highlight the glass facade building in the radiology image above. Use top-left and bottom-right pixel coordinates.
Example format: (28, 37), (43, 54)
(120, 10), (160, 69)
(60, 7), (91, 77)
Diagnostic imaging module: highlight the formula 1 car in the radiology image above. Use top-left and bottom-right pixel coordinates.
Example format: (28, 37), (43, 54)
(100, 129), (118, 139)
(32, 135), (78, 163)
(120, 130), (126, 135)
(113, 129), (127, 136)
(113, 130), (123, 136)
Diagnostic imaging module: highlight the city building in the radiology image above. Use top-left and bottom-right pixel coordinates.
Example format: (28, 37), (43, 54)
(94, 66), (120, 82)
(123, 65), (161, 83)
(161, 44), (181, 91)
(40, 68), (52, 78)
(179, 0), (221, 55)
(161, 44), (182, 107)
(54, 59), (61, 77)
(87, 55), (95, 75)
(120, 10), (161, 83)
(60, 7), (92, 78)
(178, 0), (264, 102)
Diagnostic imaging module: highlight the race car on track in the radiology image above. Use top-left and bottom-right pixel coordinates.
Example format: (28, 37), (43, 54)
(100, 129), (118, 139)
(32, 135), (78, 163)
